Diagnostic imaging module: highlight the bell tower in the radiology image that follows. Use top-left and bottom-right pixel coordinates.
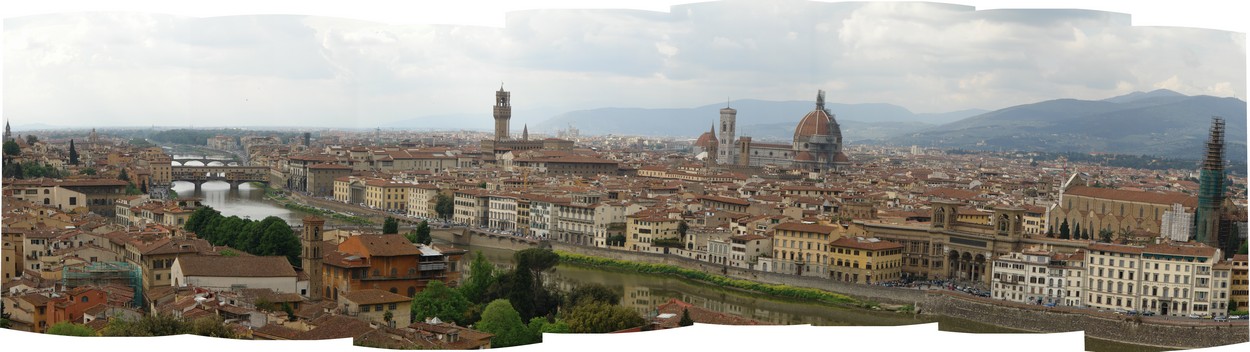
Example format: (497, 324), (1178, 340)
(494, 84), (512, 141)
(301, 216), (326, 300)
(718, 102), (737, 165)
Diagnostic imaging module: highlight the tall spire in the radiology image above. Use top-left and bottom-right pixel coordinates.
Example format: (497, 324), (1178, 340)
(522, 124), (529, 141)
(1194, 116), (1226, 252)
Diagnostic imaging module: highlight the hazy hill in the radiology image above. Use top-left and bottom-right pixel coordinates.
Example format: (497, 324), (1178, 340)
(533, 99), (981, 137)
(899, 90), (1247, 161)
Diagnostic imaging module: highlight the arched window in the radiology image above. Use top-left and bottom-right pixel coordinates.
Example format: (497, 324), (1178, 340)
(390, 287), (398, 294)
(408, 286), (416, 297)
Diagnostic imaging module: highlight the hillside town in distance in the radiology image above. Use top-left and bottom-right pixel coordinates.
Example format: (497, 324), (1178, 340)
(2, 87), (1248, 349)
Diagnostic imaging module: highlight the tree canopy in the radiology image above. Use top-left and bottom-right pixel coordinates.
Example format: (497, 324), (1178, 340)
(102, 314), (234, 338)
(47, 322), (97, 336)
(411, 280), (471, 326)
(564, 283), (620, 308)
(68, 139), (79, 165)
(458, 251), (496, 304)
(435, 193), (454, 219)
(563, 301), (645, 333)
(185, 206), (301, 265)
(406, 221), (431, 245)
(383, 217), (399, 234)
(475, 299), (531, 348)
(4, 140), (19, 157)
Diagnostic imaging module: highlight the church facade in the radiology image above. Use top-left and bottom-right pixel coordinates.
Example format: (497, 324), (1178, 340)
(700, 90), (850, 172)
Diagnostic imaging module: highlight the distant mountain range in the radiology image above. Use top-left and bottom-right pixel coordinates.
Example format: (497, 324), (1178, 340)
(897, 89), (1246, 162)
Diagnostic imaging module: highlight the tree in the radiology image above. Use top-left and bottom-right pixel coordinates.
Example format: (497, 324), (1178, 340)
(606, 234), (626, 247)
(407, 221), (431, 245)
(383, 310), (394, 325)
(514, 248), (560, 274)
(118, 168), (130, 182)
(68, 139), (79, 165)
(563, 301), (645, 333)
(411, 280), (471, 326)
(435, 193), (454, 219)
(383, 217), (399, 234)
(476, 299), (532, 348)
(677, 220), (689, 237)
(459, 251), (497, 304)
(1098, 229), (1115, 243)
(1058, 219), (1070, 240)
(47, 322), (97, 336)
(1082, 228), (1091, 240)
(25, 135), (38, 145)
(526, 316), (568, 343)
(679, 308), (694, 327)
(3, 140), (19, 157)
(102, 313), (186, 336)
(1073, 223), (1082, 241)
(80, 168), (97, 176)
(478, 182), (487, 189)
(564, 283), (620, 308)
(188, 315), (235, 338)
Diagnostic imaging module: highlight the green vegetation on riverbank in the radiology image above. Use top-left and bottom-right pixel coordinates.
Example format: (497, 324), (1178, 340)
(282, 202), (374, 226)
(555, 251), (859, 306)
(253, 182), (375, 226)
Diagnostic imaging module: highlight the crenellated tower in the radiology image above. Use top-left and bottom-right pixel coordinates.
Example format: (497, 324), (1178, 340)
(494, 84), (511, 141)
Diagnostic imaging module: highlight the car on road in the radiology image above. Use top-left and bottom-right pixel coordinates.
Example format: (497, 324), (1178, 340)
(1187, 313), (1203, 319)
(1113, 308), (1128, 315)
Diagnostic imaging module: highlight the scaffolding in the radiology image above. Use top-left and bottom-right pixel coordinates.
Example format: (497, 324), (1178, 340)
(61, 261), (144, 308)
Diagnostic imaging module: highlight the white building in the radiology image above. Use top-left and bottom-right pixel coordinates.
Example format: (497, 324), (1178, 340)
(1160, 203), (1193, 242)
(1086, 241), (1228, 317)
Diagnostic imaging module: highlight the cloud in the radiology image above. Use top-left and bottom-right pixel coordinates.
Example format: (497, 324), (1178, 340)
(3, 1), (1244, 128)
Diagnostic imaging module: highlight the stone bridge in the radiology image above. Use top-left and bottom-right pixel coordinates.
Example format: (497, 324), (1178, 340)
(171, 166), (269, 189)
(171, 155), (239, 166)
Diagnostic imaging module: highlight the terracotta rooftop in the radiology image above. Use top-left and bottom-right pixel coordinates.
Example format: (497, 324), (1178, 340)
(176, 256), (297, 277)
(774, 222), (836, 234)
(342, 289), (412, 305)
(1065, 186), (1196, 208)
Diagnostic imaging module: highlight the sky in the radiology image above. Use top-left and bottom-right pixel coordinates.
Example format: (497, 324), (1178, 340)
(2, 0), (1246, 130)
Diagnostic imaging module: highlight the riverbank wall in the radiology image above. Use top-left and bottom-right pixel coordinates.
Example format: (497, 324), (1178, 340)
(422, 227), (1249, 349)
(431, 228), (539, 252)
(923, 291), (1248, 349)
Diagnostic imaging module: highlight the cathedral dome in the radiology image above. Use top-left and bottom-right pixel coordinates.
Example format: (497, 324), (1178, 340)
(695, 131), (718, 149)
(793, 109), (835, 140)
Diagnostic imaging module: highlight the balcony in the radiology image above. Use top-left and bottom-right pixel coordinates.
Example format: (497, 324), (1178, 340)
(419, 262), (447, 271)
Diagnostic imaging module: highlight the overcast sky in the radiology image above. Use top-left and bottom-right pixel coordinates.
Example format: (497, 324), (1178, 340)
(2, 0), (1246, 130)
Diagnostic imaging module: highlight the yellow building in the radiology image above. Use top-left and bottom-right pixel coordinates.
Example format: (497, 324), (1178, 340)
(364, 179), (411, 212)
(771, 222), (837, 277)
(339, 289), (413, 328)
(828, 236), (904, 284)
(625, 209), (680, 254)
(1231, 254), (1248, 313)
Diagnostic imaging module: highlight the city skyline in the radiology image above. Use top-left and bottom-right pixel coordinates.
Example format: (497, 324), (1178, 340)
(3, 0), (1245, 130)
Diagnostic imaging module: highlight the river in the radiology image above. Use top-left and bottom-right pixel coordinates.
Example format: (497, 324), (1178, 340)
(190, 187), (1168, 352)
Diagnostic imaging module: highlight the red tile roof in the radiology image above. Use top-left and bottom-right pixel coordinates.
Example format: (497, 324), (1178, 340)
(1065, 186), (1196, 207)
(774, 222), (836, 234)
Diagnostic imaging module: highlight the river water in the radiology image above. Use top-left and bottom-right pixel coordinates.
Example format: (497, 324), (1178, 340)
(171, 181), (304, 225)
(191, 187), (1169, 352)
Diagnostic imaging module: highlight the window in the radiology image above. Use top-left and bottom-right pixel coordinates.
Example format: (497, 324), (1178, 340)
(389, 303), (397, 310)
(361, 305), (370, 312)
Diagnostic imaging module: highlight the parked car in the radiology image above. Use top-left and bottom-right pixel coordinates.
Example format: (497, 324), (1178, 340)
(1113, 308), (1128, 315)
(1141, 311), (1156, 316)
(1187, 313), (1203, 319)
